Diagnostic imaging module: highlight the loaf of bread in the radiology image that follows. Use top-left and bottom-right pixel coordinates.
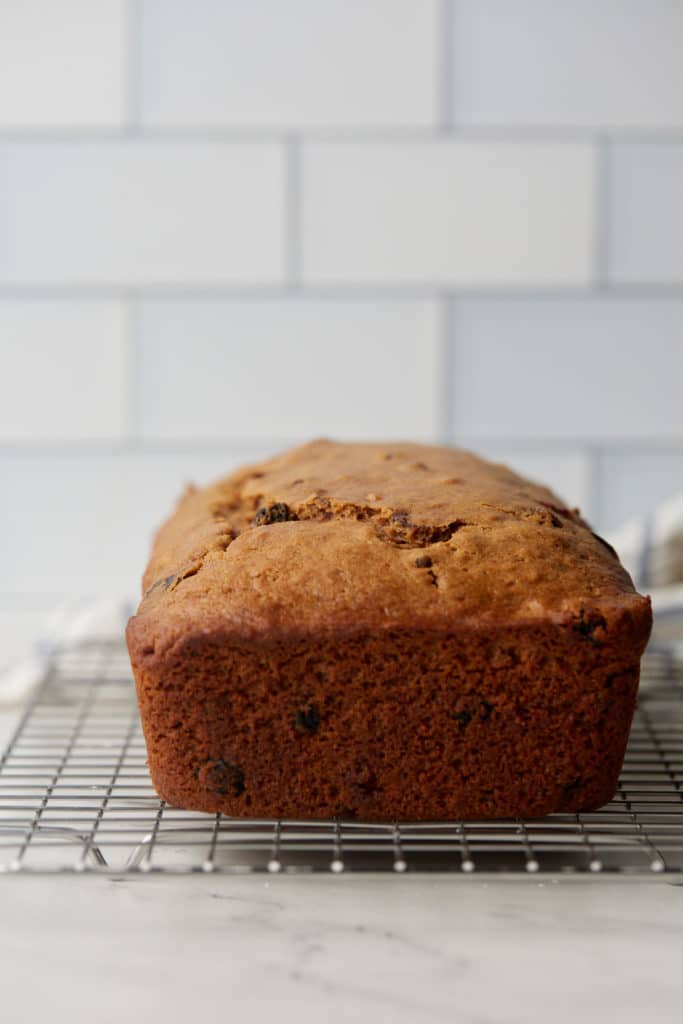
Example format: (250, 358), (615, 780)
(126, 440), (652, 821)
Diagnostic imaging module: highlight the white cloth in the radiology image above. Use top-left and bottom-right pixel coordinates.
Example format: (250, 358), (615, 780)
(0, 597), (132, 706)
(608, 492), (683, 654)
(608, 491), (683, 591)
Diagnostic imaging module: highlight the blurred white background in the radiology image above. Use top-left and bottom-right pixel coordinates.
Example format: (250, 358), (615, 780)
(1, 0), (682, 604)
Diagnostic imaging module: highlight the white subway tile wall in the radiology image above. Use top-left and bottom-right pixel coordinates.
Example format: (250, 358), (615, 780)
(0, 301), (126, 441)
(0, 143), (285, 285)
(137, 300), (441, 442)
(141, 0), (439, 129)
(0, 0), (681, 597)
(0, 0), (126, 128)
(450, 299), (683, 441)
(607, 143), (683, 284)
(451, 0), (683, 130)
(598, 450), (683, 531)
(302, 142), (597, 286)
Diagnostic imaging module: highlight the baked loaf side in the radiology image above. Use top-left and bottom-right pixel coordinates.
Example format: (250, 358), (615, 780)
(126, 440), (652, 821)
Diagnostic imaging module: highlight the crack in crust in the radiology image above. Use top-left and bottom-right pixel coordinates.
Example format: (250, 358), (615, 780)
(292, 497), (467, 547)
(144, 492), (468, 599)
(138, 444), (640, 622)
(210, 491), (469, 549)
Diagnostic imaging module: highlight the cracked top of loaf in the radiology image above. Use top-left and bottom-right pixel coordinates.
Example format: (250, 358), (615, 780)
(130, 440), (651, 646)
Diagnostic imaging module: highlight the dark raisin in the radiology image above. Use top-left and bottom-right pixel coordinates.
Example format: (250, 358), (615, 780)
(479, 700), (493, 721)
(550, 514), (563, 528)
(197, 758), (245, 797)
(353, 764), (378, 797)
(591, 531), (619, 560)
(563, 777), (582, 796)
(336, 807), (358, 820)
(575, 609), (607, 644)
(295, 704), (320, 735)
(453, 710), (472, 730)
(253, 502), (297, 526)
(415, 555), (432, 569)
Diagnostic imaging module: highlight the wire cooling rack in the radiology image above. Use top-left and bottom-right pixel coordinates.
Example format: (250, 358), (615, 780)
(0, 638), (681, 877)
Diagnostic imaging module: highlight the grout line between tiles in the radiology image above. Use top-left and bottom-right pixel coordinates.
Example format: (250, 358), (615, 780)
(1, 285), (683, 301)
(1, 439), (683, 457)
(1, 126), (683, 143)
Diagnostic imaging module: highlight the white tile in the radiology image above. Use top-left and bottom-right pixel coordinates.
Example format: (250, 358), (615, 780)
(0, 301), (125, 441)
(142, 0), (438, 128)
(0, 450), (272, 596)
(451, 298), (683, 440)
(452, 0), (683, 129)
(138, 299), (440, 442)
(302, 142), (596, 286)
(0, 143), (285, 285)
(599, 450), (683, 532)
(608, 144), (683, 285)
(0, 0), (125, 128)
(465, 445), (591, 518)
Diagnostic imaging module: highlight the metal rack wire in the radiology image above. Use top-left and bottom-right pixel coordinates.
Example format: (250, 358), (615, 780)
(0, 638), (681, 876)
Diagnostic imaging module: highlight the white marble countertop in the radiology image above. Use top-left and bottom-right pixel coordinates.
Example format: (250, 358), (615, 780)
(1, 605), (682, 1023)
(1, 874), (681, 1024)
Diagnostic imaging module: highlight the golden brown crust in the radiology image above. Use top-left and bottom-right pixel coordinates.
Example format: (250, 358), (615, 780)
(126, 440), (652, 821)
(132, 440), (648, 645)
